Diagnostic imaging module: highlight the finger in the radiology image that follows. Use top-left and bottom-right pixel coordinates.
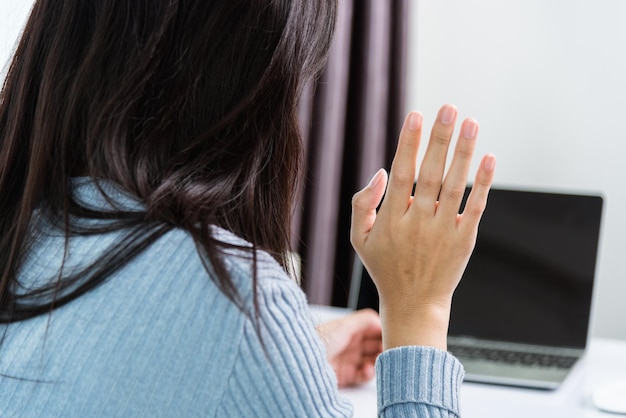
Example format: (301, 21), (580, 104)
(437, 118), (479, 217)
(342, 361), (375, 387)
(353, 308), (381, 330)
(412, 104), (457, 213)
(380, 112), (422, 217)
(362, 338), (383, 356)
(353, 310), (382, 343)
(350, 169), (388, 249)
(357, 362), (376, 384)
(336, 364), (351, 387)
(460, 154), (496, 229)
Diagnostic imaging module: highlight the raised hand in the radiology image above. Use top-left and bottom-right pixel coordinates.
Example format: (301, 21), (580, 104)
(350, 104), (495, 350)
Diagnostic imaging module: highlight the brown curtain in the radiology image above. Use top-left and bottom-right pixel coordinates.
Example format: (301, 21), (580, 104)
(294, 0), (409, 306)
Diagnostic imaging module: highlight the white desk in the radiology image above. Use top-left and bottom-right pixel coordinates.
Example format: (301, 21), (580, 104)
(309, 305), (626, 417)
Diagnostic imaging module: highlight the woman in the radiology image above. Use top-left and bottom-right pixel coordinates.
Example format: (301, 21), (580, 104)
(0, 0), (495, 417)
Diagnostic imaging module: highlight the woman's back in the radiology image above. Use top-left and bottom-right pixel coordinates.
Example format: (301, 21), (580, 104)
(0, 179), (352, 416)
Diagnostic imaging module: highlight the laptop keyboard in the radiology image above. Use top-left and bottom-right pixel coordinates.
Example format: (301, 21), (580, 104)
(448, 344), (579, 369)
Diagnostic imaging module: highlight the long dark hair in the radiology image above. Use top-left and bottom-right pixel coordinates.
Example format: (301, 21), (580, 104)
(0, 0), (336, 322)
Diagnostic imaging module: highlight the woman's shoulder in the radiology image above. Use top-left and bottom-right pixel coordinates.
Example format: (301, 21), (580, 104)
(68, 176), (298, 292)
(209, 226), (302, 299)
(137, 224), (301, 306)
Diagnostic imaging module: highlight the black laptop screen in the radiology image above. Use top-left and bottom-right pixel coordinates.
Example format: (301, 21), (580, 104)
(355, 187), (603, 350)
(448, 188), (602, 349)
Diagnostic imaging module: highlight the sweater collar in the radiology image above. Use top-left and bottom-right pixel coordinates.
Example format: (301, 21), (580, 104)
(71, 177), (145, 212)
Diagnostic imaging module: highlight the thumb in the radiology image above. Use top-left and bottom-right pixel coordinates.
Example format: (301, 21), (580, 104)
(350, 169), (387, 249)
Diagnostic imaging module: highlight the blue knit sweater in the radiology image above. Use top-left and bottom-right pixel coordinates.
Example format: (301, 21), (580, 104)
(0, 179), (464, 417)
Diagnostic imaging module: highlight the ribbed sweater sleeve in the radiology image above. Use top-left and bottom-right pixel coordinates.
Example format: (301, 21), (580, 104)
(216, 273), (354, 417)
(376, 346), (464, 417)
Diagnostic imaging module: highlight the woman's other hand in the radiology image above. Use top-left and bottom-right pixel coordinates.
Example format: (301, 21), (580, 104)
(350, 104), (496, 351)
(317, 309), (382, 387)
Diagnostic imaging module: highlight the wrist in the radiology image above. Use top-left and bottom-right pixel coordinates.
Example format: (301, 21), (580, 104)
(379, 301), (451, 351)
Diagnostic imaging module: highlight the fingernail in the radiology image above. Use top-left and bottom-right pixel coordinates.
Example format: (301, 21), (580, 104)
(462, 119), (478, 139)
(367, 168), (385, 189)
(439, 105), (456, 125)
(407, 112), (421, 132)
(484, 154), (496, 171)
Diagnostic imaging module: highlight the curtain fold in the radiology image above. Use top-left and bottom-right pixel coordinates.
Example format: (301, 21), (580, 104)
(295, 0), (409, 306)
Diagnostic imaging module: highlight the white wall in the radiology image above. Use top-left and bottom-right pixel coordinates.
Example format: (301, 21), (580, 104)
(0, 1), (32, 77)
(410, 0), (626, 340)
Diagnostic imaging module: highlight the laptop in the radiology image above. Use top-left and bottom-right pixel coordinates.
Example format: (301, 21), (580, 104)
(350, 187), (603, 390)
